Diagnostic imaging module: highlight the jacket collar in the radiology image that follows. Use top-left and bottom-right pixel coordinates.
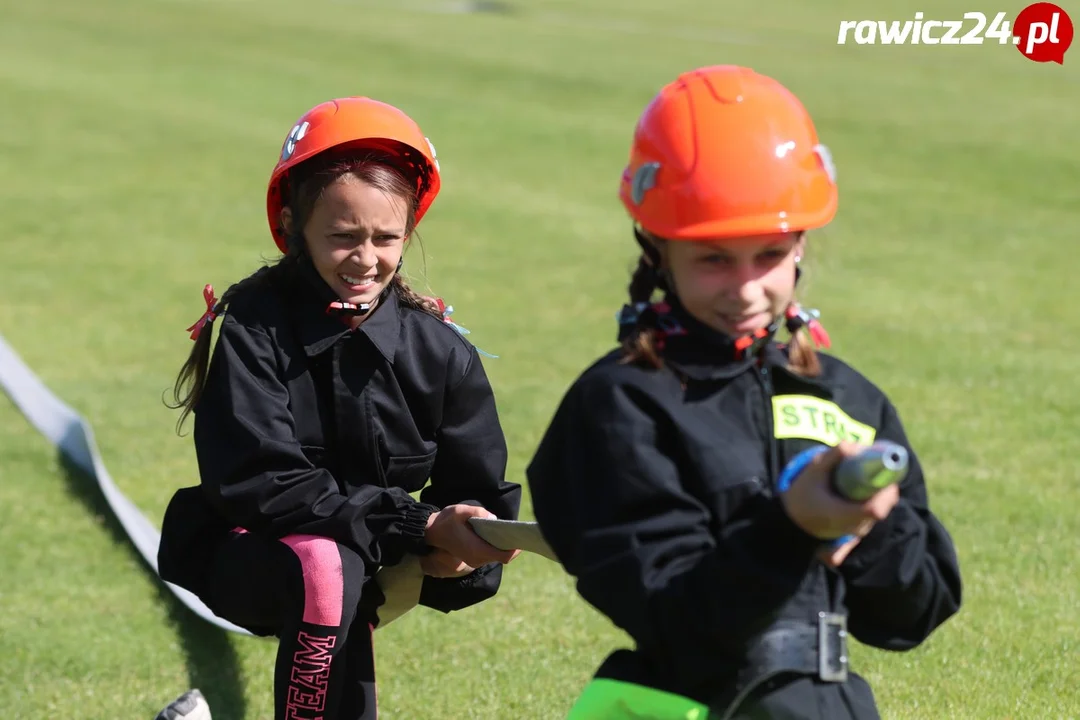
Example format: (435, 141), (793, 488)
(287, 255), (401, 362)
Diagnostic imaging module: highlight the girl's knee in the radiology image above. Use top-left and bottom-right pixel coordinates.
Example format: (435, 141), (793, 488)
(279, 535), (361, 627)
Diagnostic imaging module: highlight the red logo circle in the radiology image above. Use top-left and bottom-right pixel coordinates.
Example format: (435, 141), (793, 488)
(1013, 3), (1074, 63)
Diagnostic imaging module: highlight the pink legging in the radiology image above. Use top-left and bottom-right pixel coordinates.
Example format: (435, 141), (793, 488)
(202, 530), (381, 719)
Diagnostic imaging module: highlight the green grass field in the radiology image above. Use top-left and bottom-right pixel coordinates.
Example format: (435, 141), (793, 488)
(1, 0), (1078, 717)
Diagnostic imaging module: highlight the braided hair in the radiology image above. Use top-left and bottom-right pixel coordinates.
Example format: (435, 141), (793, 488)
(619, 227), (668, 368)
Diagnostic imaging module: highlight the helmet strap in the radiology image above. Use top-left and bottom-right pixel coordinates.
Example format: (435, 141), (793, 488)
(633, 226), (670, 293)
(327, 260), (401, 319)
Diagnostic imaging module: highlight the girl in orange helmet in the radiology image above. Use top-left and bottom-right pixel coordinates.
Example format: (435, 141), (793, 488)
(527, 66), (962, 719)
(156, 97), (522, 720)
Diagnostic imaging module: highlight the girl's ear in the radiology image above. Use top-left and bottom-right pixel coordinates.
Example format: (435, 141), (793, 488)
(794, 230), (807, 259)
(280, 207), (294, 237)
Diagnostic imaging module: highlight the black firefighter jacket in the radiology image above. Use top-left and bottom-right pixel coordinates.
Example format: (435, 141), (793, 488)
(158, 258), (522, 617)
(526, 296), (962, 719)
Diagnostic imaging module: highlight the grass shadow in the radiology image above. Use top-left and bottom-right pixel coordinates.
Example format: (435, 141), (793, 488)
(57, 453), (248, 719)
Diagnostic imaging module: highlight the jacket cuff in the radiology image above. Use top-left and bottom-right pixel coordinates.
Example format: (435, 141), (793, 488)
(840, 500), (919, 578)
(400, 502), (440, 556)
(419, 562), (503, 613)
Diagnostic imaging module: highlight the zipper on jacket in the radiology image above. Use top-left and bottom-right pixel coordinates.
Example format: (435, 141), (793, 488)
(758, 362), (779, 493)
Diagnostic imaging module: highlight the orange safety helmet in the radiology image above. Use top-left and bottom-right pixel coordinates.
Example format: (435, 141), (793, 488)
(266, 97), (442, 253)
(619, 65), (837, 241)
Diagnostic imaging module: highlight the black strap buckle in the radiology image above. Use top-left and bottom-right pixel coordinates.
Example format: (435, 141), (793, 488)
(326, 300), (371, 317)
(818, 612), (849, 682)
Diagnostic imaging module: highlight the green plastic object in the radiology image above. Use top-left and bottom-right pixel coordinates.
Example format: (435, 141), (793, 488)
(566, 679), (712, 719)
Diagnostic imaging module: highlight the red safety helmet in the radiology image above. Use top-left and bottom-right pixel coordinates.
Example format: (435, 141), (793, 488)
(619, 65), (837, 241)
(266, 97), (442, 253)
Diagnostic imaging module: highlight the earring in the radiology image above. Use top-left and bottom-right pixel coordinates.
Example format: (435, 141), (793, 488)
(794, 255), (802, 263)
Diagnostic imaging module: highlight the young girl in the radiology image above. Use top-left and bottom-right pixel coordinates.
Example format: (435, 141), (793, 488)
(526, 66), (962, 719)
(157, 97), (522, 720)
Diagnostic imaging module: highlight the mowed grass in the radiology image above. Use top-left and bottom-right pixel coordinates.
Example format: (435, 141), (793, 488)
(0, 0), (1078, 717)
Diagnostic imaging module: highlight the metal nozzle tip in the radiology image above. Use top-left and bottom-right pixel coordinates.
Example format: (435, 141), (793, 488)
(882, 447), (907, 470)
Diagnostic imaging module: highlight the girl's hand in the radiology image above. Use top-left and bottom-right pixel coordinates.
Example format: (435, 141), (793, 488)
(817, 534), (864, 568)
(781, 442), (900, 543)
(424, 504), (521, 569)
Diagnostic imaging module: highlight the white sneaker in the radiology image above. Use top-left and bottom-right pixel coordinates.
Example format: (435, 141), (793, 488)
(155, 689), (212, 720)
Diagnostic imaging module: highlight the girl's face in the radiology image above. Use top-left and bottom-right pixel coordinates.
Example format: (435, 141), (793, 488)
(663, 232), (804, 338)
(290, 173), (410, 312)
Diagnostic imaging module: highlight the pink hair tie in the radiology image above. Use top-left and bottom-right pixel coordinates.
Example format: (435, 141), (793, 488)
(426, 296), (499, 359)
(785, 304), (831, 349)
(186, 284), (219, 341)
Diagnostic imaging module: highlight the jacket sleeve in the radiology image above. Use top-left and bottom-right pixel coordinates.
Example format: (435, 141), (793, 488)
(194, 313), (436, 567)
(839, 399), (963, 650)
(526, 371), (822, 681)
(417, 343), (523, 613)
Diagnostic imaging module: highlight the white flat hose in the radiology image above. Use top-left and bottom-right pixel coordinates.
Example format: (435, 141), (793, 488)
(0, 332), (251, 635)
